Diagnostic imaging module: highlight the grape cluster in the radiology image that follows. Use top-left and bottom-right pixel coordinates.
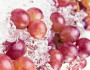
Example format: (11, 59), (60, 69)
(48, 0), (90, 70)
(0, 7), (45, 70)
(0, 0), (90, 70)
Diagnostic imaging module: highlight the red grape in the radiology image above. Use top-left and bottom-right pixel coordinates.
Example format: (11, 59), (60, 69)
(70, 1), (76, 7)
(28, 19), (47, 40)
(6, 39), (27, 60)
(60, 26), (80, 43)
(27, 7), (43, 22)
(81, 0), (90, 9)
(0, 54), (14, 70)
(50, 12), (66, 32)
(71, 64), (79, 70)
(48, 49), (63, 70)
(79, 58), (87, 69)
(59, 42), (78, 63)
(14, 57), (37, 70)
(76, 38), (90, 58)
(57, 0), (71, 7)
(11, 9), (30, 29)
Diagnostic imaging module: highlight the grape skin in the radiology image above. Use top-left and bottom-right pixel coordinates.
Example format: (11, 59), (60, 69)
(11, 9), (30, 29)
(57, 0), (71, 7)
(49, 49), (63, 70)
(27, 7), (43, 22)
(76, 38), (90, 58)
(59, 42), (78, 63)
(28, 19), (47, 40)
(6, 39), (27, 60)
(60, 26), (80, 43)
(50, 12), (66, 32)
(0, 54), (14, 70)
(14, 57), (37, 70)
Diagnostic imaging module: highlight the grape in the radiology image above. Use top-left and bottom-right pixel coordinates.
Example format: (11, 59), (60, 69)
(14, 57), (37, 70)
(48, 32), (53, 44)
(79, 2), (86, 11)
(11, 9), (30, 29)
(76, 38), (90, 58)
(50, 12), (66, 32)
(71, 64), (79, 70)
(27, 7), (43, 22)
(57, 0), (71, 7)
(48, 49), (63, 70)
(79, 58), (87, 69)
(0, 54), (14, 70)
(6, 39), (27, 60)
(28, 19), (47, 40)
(53, 33), (63, 47)
(60, 26), (80, 43)
(59, 42), (78, 63)
(81, 0), (90, 9)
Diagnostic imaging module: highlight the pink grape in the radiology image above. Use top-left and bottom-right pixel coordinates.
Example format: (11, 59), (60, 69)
(0, 54), (14, 70)
(57, 0), (71, 7)
(59, 42), (78, 63)
(60, 26), (80, 43)
(76, 38), (90, 58)
(28, 19), (47, 40)
(27, 7), (43, 22)
(79, 58), (87, 69)
(6, 39), (27, 60)
(11, 9), (30, 29)
(49, 49), (63, 70)
(14, 57), (37, 70)
(50, 12), (66, 32)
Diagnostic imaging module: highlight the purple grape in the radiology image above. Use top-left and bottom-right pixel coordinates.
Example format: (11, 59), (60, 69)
(76, 38), (90, 58)
(5, 39), (27, 60)
(59, 42), (78, 63)
(49, 49), (63, 70)
(60, 26), (80, 43)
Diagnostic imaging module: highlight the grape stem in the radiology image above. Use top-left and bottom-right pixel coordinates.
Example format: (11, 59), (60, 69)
(76, 0), (80, 12)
